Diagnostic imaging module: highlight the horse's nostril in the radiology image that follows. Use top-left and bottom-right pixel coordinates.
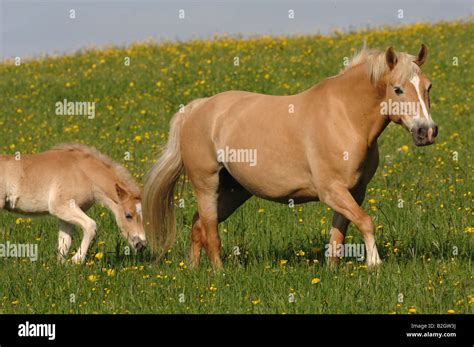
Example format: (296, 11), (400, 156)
(433, 125), (439, 137)
(134, 240), (147, 251)
(416, 127), (429, 138)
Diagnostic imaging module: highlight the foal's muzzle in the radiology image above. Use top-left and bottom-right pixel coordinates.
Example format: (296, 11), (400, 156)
(412, 124), (438, 146)
(132, 237), (147, 252)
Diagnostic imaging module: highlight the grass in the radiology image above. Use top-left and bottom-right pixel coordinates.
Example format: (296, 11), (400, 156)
(0, 20), (472, 314)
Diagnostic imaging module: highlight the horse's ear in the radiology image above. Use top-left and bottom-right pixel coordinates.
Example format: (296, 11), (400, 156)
(385, 47), (398, 70)
(115, 183), (129, 201)
(415, 44), (428, 66)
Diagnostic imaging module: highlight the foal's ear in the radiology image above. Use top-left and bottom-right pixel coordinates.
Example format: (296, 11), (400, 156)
(115, 183), (129, 201)
(414, 43), (428, 66)
(385, 47), (398, 70)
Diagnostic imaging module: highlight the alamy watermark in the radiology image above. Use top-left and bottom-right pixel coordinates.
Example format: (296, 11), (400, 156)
(18, 321), (55, 340)
(325, 241), (365, 261)
(0, 241), (38, 261)
(217, 146), (257, 167)
(55, 98), (95, 119)
(380, 99), (420, 116)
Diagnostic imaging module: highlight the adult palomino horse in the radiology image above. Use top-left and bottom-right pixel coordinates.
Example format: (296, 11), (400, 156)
(144, 44), (437, 269)
(0, 144), (146, 263)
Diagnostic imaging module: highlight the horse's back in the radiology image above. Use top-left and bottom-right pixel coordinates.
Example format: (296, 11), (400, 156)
(181, 90), (318, 200)
(2, 150), (92, 213)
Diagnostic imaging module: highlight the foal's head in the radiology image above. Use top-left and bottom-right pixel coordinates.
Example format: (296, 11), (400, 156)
(378, 44), (438, 146)
(114, 183), (147, 252)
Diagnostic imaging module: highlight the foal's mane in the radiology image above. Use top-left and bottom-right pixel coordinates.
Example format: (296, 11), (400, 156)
(53, 143), (141, 197)
(343, 46), (420, 85)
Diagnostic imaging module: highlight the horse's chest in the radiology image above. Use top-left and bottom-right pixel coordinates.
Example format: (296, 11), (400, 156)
(345, 149), (379, 189)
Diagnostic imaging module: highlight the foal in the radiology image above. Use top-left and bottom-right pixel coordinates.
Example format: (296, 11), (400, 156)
(0, 144), (146, 263)
(144, 44), (437, 269)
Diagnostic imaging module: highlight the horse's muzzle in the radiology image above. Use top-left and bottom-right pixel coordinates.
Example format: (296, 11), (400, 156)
(412, 124), (438, 146)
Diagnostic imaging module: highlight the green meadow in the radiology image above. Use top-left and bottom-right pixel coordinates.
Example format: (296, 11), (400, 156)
(0, 21), (472, 314)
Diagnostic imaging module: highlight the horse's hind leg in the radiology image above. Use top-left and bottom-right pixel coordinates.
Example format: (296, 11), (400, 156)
(189, 212), (206, 268)
(190, 186), (222, 269)
(57, 220), (75, 263)
(189, 169), (251, 268)
(327, 212), (350, 265)
(50, 201), (97, 264)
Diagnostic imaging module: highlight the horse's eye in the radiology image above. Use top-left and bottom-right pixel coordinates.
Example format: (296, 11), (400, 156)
(125, 213), (133, 220)
(394, 86), (404, 95)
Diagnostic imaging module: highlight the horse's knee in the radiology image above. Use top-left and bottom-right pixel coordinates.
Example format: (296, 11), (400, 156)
(191, 223), (202, 243)
(85, 220), (97, 237)
(356, 214), (374, 237)
(58, 230), (72, 243)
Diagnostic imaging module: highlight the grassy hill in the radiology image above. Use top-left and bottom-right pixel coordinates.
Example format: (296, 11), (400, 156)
(0, 20), (472, 313)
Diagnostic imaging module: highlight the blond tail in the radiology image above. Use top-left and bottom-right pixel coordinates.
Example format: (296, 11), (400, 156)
(143, 111), (186, 259)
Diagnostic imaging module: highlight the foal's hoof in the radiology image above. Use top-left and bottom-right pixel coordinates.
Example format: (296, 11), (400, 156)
(57, 255), (67, 264)
(367, 259), (382, 268)
(71, 255), (84, 264)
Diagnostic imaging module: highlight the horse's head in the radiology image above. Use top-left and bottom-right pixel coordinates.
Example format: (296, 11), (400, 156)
(114, 183), (147, 252)
(381, 44), (438, 146)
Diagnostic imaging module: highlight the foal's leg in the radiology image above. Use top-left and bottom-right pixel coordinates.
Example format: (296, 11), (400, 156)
(50, 203), (97, 264)
(321, 186), (381, 267)
(57, 220), (75, 262)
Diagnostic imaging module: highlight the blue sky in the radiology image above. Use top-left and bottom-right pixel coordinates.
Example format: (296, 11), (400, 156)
(0, 0), (471, 60)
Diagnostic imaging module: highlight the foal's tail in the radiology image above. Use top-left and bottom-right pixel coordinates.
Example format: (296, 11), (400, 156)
(143, 99), (206, 259)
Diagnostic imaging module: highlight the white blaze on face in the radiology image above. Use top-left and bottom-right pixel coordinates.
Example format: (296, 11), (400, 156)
(136, 203), (142, 219)
(409, 74), (432, 122)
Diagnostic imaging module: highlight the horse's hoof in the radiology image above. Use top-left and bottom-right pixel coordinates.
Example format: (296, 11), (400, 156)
(71, 255), (83, 264)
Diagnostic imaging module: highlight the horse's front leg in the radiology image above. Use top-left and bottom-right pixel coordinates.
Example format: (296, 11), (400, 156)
(327, 184), (367, 266)
(321, 184), (381, 267)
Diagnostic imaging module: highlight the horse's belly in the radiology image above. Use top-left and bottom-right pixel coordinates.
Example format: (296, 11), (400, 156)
(5, 195), (49, 214)
(226, 162), (318, 202)
(4, 183), (49, 214)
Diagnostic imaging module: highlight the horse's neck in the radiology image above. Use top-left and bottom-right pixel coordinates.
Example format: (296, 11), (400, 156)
(94, 189), (120, 216)
(85, 166), (120, 214)
(321, 64), (390, 146)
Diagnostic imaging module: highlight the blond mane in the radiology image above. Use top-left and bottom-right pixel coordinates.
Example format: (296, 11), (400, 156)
(343, 46), (420, 85)
(52, 143), (141, 197)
